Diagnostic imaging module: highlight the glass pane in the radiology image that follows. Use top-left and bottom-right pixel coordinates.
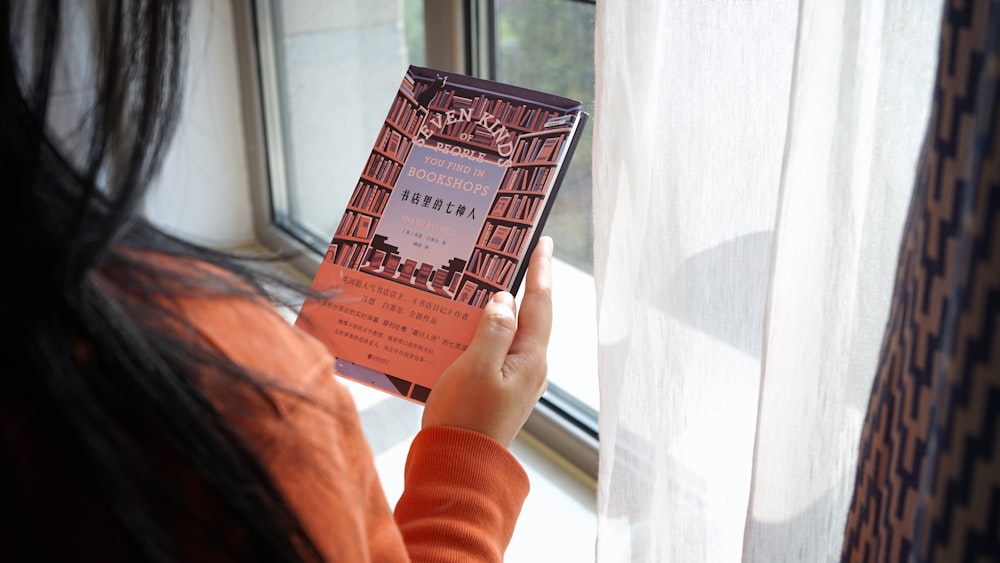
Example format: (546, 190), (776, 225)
(494, 0), (595, 275)
(269, 0), (426, 245)
(493, 0), (598, 415)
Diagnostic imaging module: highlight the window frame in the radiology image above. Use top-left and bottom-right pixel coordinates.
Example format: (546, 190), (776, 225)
(230, 0), (598, 481)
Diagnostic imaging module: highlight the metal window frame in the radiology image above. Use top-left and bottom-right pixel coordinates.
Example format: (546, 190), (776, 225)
(230, 0), (598, 482)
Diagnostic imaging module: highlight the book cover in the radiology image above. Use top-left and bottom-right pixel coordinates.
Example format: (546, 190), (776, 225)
(295, 65), (587, 403)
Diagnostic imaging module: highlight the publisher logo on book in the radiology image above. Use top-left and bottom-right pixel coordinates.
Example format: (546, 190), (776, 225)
(367, 353), (390, 366)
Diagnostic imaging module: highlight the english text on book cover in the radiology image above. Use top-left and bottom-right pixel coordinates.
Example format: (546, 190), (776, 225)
(295, 65), (587, 403)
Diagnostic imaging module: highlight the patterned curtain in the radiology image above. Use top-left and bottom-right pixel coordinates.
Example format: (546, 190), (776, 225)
(841, 1), (1000, 561)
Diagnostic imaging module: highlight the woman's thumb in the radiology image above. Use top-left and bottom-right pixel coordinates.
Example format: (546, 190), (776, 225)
(459, 291), (517, 374)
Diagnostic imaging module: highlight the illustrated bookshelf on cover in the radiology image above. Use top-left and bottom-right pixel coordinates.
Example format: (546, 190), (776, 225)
(452, 119), (575, 307)
(330, 67), (583, 308)
(326, 72), (426, 269)
(419, 80), (580, 307)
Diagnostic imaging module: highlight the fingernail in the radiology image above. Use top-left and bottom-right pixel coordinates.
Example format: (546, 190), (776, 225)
(492, 291), (515, 312)
(539, 236), (553, 256)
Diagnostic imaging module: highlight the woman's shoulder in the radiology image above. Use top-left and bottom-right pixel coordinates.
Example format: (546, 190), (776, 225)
(159, 254), (364, 450)
(147, 252), (335, 393)
(183, 287), (332, 387)
(133, 255), (399, 559)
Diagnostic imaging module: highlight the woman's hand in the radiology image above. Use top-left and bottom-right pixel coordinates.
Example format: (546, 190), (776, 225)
(421, 237), (554, 447)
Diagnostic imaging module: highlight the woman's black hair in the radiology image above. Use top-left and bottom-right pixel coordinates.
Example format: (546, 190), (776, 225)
(1, 1), (323, 560)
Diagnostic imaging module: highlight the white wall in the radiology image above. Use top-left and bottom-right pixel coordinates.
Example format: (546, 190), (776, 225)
(144, 1), (255, 248)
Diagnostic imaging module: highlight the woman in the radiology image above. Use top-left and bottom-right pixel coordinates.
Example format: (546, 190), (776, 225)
(0, 1), (552, 561)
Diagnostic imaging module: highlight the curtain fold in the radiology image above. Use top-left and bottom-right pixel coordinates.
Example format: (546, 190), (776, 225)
(593, 1), (941, 561)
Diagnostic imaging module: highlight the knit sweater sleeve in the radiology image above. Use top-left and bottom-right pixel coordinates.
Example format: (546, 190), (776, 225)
(395, 426), (530, 563)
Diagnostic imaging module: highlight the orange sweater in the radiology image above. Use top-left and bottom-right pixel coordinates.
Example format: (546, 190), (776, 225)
(182, 290), (530, 562)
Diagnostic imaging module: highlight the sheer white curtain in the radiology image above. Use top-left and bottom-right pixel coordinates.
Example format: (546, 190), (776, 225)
(592, 1), (942, 561)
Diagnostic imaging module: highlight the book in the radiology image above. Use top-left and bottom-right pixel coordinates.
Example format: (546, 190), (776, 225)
(354, 214), (373, 238)
(486, 225), (513, 251)
(491, 196), (512, 217)
(295, 65), (588, 403)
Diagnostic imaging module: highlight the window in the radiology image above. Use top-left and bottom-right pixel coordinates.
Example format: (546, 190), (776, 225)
(235, 0), (597, 478)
